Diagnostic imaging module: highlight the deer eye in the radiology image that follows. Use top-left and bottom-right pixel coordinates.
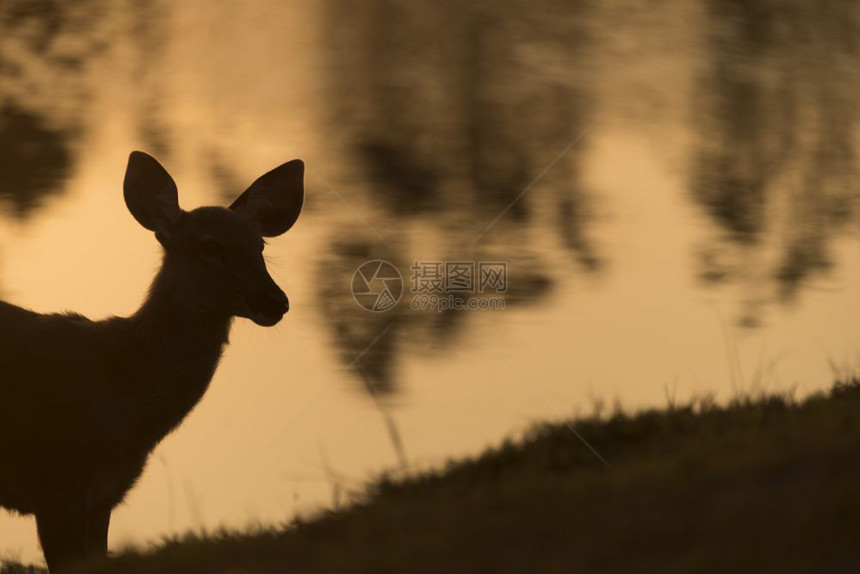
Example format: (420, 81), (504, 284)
(200, 239), (225, 262)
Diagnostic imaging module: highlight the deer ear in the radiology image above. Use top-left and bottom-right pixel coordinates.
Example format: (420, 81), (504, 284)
(230, 159), (304, 237)
(123, 151), (182, 235)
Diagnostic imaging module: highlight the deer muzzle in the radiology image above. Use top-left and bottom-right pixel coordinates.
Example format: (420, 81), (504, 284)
(247, 287), (289, 326)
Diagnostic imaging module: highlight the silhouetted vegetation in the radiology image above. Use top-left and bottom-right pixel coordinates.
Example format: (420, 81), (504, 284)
(0, 104), (71, 218)
(691, 0), (860, 325)
(0, 0), (110, 219)
(0, 562), (45, 574)
(315, 1), (600, 410)
(26, 378), (859, 573)
(323, 0), (601, 259)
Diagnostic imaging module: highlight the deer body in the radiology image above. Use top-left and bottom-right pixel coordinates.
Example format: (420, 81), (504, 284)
(0, 152), (304, 572)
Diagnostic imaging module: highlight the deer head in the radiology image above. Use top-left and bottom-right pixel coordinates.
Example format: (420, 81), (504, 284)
(123, 151), (304, 326)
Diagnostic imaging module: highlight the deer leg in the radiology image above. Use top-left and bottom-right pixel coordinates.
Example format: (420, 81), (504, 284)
(85, 504), (111, 558)
(35, 503), (88, 573)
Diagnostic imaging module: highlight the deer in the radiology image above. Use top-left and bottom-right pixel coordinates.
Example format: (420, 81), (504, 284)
(0, 151), (304, 572)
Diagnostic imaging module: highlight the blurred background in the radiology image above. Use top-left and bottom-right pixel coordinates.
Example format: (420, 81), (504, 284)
(2, 0), (860, 562)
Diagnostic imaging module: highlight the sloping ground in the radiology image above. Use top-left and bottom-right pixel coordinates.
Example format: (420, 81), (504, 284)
(7, 380), (860, 574)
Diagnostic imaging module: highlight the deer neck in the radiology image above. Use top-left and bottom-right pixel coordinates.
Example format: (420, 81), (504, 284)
(129, 257), (233, 398)
(116, 257), (235, 446)
(136, 257), (231, 333)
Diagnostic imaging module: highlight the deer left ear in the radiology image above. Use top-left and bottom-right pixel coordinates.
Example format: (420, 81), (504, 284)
(124, 151), (183, 236)
(230, 159), (304, 237)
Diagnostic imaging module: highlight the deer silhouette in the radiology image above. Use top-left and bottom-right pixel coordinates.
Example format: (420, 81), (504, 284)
(0, 151), (304, 572)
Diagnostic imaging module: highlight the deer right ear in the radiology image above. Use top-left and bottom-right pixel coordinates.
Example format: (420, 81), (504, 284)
(230, 160), (304, 237)
(123, 151), (182, 237)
